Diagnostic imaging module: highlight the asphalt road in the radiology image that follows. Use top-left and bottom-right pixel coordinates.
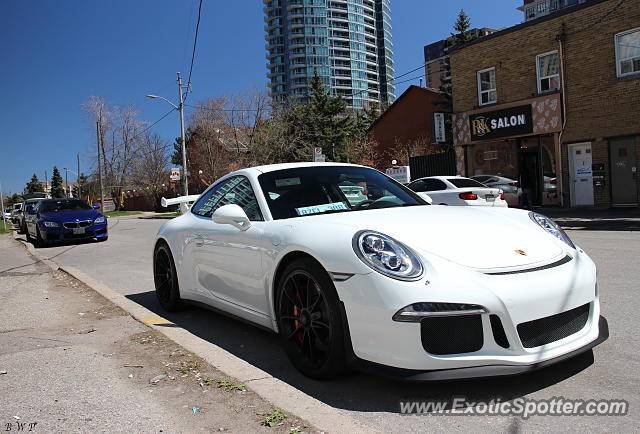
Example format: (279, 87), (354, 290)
(21, 216), (640, 433)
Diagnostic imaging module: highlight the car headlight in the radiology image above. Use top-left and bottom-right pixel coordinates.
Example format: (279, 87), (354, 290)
(43, 221), (59, 227)
(352, 230), (423, 281)
(94, 216), (105, 224)
(529, 212), (575, 249)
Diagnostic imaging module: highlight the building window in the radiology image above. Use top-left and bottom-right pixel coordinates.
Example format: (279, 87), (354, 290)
(536, 51), (560, 93)
(477, 67), (496, 106)
(615, 27), (640, 77)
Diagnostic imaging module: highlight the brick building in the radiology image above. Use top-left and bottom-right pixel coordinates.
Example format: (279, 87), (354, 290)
(450, 0), (640, 207)
(367, 85), (443, 165)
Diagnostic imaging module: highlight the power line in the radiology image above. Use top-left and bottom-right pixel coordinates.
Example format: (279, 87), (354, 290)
(184, 103), (261, 113)
(567, 0), (625, 36)
(183, 0), (204, 103)
(392, 63), (426, 81)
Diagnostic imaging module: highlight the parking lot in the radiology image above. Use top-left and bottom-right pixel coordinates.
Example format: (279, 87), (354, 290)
(18, 216), (639, 432)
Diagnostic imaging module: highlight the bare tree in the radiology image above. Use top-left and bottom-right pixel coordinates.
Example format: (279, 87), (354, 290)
(130, 134), (170, 210)
(82, 96), (147, 209)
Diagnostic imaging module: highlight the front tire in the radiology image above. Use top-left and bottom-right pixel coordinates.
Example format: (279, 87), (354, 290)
(153, 242), (183, 311)
(276, 257), (347, 380)
(34, 227), (45, 248)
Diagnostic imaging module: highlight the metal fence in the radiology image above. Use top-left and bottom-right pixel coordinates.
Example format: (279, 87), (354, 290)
(409, 151), (457, 180)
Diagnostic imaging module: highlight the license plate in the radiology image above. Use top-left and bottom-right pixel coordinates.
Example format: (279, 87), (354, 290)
(485, 195), (495, 202)
(73, 227), (85, 235)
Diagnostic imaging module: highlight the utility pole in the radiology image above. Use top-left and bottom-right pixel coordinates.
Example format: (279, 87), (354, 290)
(177, 72), (189, 196)
(64, 169), (69, 198)
(0, 181), (6, 232)
(96, 121), (105, 209)
(77, 152), (81, 199)
(44, 170), (48, 198)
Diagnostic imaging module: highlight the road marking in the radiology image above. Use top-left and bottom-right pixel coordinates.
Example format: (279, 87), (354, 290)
(139, 315), (173, 326)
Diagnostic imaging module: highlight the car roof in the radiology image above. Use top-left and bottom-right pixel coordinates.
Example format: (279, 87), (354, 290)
(249, 162), (367, 174)
(413, 175), (466, 181)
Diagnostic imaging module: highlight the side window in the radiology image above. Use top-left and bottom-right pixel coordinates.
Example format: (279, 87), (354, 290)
(193, 176), (263, 221)
(423, 179), (447, 191)
(408, 180), (426, 192)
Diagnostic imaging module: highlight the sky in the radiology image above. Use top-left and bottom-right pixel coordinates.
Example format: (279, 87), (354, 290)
(0, 0), (522, 195)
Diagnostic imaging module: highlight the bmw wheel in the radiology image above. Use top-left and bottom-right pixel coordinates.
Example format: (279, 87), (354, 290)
(153, 242), (183, 311)
(276, 257), (347, 379)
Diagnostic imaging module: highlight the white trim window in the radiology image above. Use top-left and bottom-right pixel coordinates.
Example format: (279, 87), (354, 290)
(615, 27), (640, 77)
(477, 67), (496, 106)
(536, 50), (560, 93)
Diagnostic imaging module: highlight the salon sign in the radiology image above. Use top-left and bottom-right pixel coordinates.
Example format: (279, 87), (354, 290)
(469, 105), (533, 141)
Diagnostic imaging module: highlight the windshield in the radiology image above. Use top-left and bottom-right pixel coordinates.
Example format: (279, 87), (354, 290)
(258, 166), (427, 220)
(40, 199), (92, 213)
(449, 178), (488, 188)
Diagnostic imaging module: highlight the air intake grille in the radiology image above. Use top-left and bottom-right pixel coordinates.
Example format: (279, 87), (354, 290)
(421, 315), (483, 355)
(517, 304), (590, 348)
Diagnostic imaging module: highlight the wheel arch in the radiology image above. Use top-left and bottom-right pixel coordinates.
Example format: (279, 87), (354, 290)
(269, 250), (327, 331)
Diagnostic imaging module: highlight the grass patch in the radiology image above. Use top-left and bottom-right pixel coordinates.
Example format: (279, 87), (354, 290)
(202, 377), (246, 391)
(104, 210), (143, 217)
(0, 222), (14, 234)
(154, 212), (181, 218)
(261, 408), (288, 427)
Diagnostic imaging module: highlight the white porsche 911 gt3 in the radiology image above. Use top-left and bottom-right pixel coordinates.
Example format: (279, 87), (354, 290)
(153, 163), (608, 380)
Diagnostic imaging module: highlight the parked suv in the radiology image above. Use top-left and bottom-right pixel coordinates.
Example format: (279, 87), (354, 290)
(17, 199), (43, 234)
(11, 203), (23, 224)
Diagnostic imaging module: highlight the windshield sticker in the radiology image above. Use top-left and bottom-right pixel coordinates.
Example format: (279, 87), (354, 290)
(275, 177), (301, 187)
(295, 202), (348, 216)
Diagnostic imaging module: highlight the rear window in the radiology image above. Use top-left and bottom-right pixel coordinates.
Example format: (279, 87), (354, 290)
(448, 178), (487, 188)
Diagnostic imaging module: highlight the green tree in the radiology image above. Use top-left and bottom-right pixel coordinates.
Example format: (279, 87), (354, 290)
(288, 72), (361, 162)
(25, 174), (44, 194)
(438, 9), (479, 128)
(50, 166), (65, 198)
(4, 193), (22, 207)
(170, 136), (184, 166)
(452, 9), (473, 45)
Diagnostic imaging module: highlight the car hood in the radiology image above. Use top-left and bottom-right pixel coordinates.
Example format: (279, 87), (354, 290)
(291, 206), (565, 270)
(40, 210), (101, 223)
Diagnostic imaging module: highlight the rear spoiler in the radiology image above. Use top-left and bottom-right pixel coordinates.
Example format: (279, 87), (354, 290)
(160, 194), (201, 213)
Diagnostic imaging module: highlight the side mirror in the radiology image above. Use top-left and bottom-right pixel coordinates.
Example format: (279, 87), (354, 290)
(93, 205), (101, 210)
(212, 204), (251, 231)
(28, 208), (37, 215)
(417, 192), (433, 205)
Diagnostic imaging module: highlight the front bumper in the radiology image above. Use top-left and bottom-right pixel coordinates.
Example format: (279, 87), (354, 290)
(41, 223), (108, 242)
(335, 247), (607, 378)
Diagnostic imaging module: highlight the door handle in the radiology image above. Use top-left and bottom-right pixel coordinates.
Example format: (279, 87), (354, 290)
(194, 235), (204, 247)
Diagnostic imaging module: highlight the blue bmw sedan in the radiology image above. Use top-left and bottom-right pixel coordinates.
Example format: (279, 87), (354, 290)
(26, 198), (108, 246)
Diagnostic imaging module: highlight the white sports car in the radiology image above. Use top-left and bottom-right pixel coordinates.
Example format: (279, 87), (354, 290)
(153, 163), (608, 380)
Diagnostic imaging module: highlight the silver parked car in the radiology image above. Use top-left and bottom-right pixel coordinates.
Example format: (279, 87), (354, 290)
(470, 174), (521, 195)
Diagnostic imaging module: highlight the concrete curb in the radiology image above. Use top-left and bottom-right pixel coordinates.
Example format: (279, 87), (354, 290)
(13, 234), (376, 434)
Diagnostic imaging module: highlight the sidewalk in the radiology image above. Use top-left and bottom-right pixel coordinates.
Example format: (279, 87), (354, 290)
(0, 234), (315, 433)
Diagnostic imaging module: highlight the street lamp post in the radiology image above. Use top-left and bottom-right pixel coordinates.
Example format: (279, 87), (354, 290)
(147, 72), (189, 196)
(63, 168), (79, 198)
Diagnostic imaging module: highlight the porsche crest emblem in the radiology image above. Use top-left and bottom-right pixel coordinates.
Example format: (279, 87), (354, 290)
(515, 249), (527, 256)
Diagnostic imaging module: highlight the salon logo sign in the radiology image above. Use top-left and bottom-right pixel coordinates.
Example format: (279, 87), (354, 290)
(470, 105), (533, 141)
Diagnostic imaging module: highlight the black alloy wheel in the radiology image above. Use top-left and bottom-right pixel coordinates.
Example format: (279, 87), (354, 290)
(276, 257), (347, 379)
(153, 242), (183, 311)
